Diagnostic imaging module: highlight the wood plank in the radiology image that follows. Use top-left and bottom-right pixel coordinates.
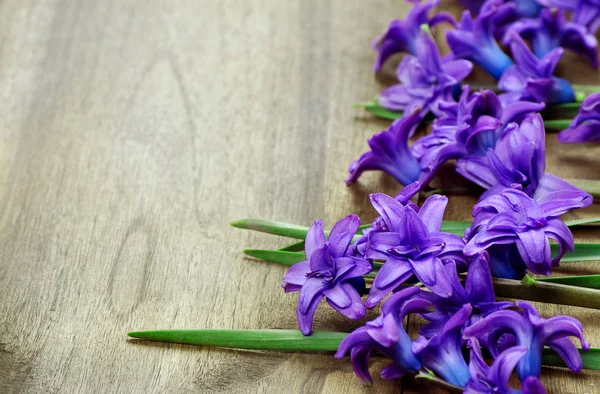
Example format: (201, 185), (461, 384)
(0, 0), (598, 393)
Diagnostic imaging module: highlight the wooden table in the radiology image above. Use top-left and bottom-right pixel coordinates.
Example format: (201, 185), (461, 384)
(0, 1), (599, 392)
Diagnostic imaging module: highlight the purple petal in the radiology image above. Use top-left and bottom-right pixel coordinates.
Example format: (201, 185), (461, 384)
(298, 278), (328, 315)
(515, 228), (552, 275)
(367, 257), (413, 308)
(305, 220), (326, 260)
(328, 214), (360, 258)
(323, 283), (352, 309)
(417, 194), (448, 233)
(548, 337), (584, 372)
(488, 346), (528, 393)
(326, 283), (366, 320)
(521, 377), (547, 394)
(409, 255), (453, 298)
(297, 289), (323, 335)
(282, 260), (311, 290)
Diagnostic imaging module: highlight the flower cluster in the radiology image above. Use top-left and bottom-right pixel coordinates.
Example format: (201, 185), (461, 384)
(282, 184), (591, 392)
(283, 4), (598, 391)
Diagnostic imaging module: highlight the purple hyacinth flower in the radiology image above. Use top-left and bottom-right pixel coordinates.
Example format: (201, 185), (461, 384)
(508, 8), (599, 68)
(418, 252), (512, 338)
(351, 182), (422, 258)
(365, 193), (466, 307)
(372, 0), (456, 71)
(465, 338), (547, 394)
(499, 33), (575, 105)
(463, 301), (590, 381)
(412, 86), (545, 185)
(446, 5), (514, 79)
(378, 27), (473, 117)
(282, 215), (372, 335)
(573, 0), (600, 35)
(346, 109), (422, 185)
(456, 113), (594, 203)
(558, 92), (600, 143)
(334, 286), (431, 383)
(464, 188), (580, 278)
(412, 304), (473, 387)
(540, 0), (600, 33)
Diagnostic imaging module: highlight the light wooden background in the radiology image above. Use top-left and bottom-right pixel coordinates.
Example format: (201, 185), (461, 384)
(0, 1), (599, 393)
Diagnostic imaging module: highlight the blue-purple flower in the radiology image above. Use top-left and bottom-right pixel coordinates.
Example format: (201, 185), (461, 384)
(346, 109), (422, 185)
(365, 193), (466, 307)
(373, 0), (456, 71)
(508, 8), (599, 68)
(334, 286), (430, 383)
(465, 338), (546, 394)
(412, 304), (473, 387)
(446, 5), (514, 79)
(463, 301), (590, 381)
(499, 33), (575, 105)
(464, 188), (578, 278)
(418, 252), (512, 338)
(456, 113), (594, 203)
(558, 92), (600, 143)
(282, 215), (372, 335)
(412, 86), (544, 185)
(378, 27), (473, 117)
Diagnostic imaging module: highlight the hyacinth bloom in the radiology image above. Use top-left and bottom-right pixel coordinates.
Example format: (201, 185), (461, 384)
(463, 301), (590, 381)
(418, 252), (512, 338)
(346, 109), (422, 185)
(372, 0), (456, 71)
(456, 113), (594, 202)
(465, 338), (546, 394)
(499, 34), (575, 105)
(351, 182), (421, 258)
(412, 86), (545, 186)
(365, 193), (466, 307)
(573, 0), (600, 35)
(334, 287), (430, 383)
(446, 5), (513, 79)
(464, 189), (578, 278)
(378, 27), (473, 117)
(508, 8), (599, 68)
(412, 304), (473, 387)
(282, 215), (372, 335)
(558, 92), (600, 143)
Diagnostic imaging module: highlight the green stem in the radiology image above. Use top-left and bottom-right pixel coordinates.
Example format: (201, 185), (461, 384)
(537, 274), (600, 289)
(493, 276), (600, 310)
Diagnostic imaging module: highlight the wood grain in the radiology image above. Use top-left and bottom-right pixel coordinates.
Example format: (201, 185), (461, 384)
(0, 1), (598, 393)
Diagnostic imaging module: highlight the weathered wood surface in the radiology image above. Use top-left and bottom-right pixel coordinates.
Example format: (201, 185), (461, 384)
(0, 1), (598, 393)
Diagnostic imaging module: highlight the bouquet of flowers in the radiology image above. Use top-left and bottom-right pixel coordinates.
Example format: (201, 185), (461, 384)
(128, 1), (600, 392)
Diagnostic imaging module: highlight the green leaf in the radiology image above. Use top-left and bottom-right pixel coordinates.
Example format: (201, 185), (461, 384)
(440, 221), (470, 235)
(128, 329), (347, 352)
(354, 101), (403, 120)
(543, 348), (600, 370)
(557, 243), (600, 262)
(231, 218), (310, 239)
(244, 249), (306, 266)
(563, 178), (600, 198)
(537, 274), (600, 289)
(128, 328), (600, 370)
(279, 241), (306, 252)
